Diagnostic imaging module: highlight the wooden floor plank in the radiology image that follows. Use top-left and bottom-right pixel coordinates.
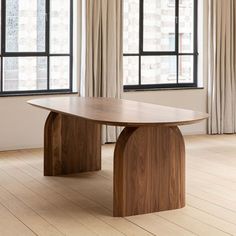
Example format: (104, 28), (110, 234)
(182, 206), (236, 235)
(187, 195), (236, 225)
(156, 210), (230, 236)
(0, 185), (64, 236)
(0, 152), (152, 236)
(0, 203), (36, 236)
(0, 170), (97, 236)
(126, 214), (195, 236)
(0, 135), (236, 236)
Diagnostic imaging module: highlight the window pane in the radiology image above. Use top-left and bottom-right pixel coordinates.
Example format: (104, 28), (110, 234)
(123, 56), (139, 85)
(141, 56), (177, 84)
(179, 0), (194, 53)
(123, 0), (139, 53)
(3, 57), (47, 91)
(50, 0), (70, 53)
(5, 0), (46, 52)
(143, 0), (176, 52)
(50, 57), (70, 89)
(0, 0), (1, 52)
(179, 56), (194, 83)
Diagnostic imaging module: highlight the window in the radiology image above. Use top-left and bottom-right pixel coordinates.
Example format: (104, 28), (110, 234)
(0, 0), (73, 95)
(123, 0), (198, 90)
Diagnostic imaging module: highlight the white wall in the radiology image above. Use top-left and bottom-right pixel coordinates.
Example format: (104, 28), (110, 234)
(0, 0), (208, 151)
(0, 96), (49, 151)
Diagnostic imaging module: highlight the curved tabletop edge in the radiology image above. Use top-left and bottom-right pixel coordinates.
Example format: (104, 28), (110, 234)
(28, 97), (209, 127)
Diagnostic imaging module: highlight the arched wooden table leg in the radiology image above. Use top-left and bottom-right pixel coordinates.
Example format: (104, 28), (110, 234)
(44, 112), (101, 176)
(114, 126), (185, 217)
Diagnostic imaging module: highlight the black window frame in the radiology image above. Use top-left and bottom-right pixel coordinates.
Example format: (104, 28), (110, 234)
(0, 0), (73, 96)
(124, 0), (198, 91)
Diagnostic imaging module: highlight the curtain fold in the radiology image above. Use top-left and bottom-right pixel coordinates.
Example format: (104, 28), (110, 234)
(208, 0), (236, 134)
(81, 0), (123, 143)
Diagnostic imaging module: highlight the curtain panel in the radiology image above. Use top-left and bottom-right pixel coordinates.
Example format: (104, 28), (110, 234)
(81, 0), (123, 143)
(208, 0), (236, 134)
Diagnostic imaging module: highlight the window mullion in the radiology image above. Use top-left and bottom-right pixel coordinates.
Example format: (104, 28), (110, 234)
(194, 0), (198, 86)
(1, 0), (6, 55)
(46, 0), (50, 91)
(46, 0), (50, 54)
(1, 0), (6, 93)
(194, 0), (198, 55)
(69, 0), (73, 91)
(176, 0), (179, 84)
(139, 0), (144, 86)
(140, 0), (144, 54)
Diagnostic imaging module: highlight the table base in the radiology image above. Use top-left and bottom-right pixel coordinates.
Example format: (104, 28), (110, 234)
(44, 112), (185, 217)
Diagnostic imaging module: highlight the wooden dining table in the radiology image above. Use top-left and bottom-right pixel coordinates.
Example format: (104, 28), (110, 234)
(28, 96), (208, 217)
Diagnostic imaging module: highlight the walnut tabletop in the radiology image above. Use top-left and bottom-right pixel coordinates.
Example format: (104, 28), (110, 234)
(28, 96), (208, 217)
(28, 96), (208, 127)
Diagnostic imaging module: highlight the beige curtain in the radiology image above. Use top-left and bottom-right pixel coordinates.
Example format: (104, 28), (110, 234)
(81, 0), (123, 143)
(208, 0), (236, 134)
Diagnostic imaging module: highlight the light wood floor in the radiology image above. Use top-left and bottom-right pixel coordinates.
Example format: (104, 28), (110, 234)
(0, 135), (236, 236)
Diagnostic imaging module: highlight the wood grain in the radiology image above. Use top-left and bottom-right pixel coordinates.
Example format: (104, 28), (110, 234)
(44, 112), (101, 176)
(114, 126), (185, 217)
(28, 97), (208, 127)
